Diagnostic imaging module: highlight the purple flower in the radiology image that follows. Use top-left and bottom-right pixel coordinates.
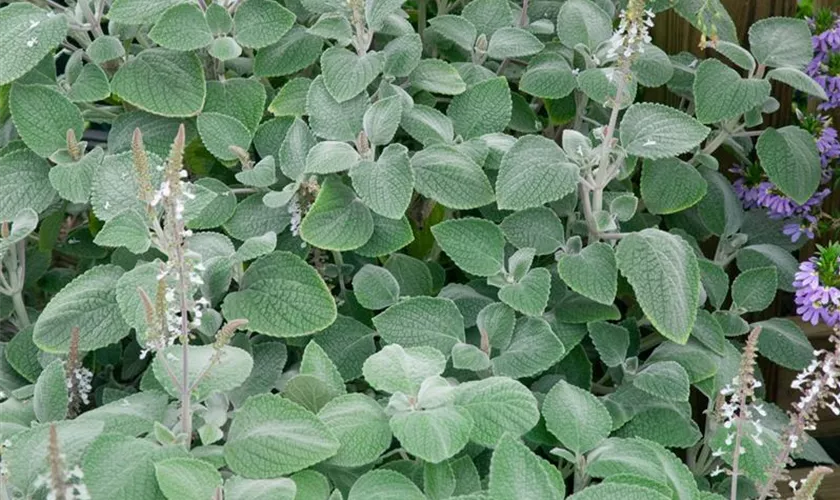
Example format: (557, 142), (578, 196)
(793, 250), (840, 327)
(784, 220), (816, 243)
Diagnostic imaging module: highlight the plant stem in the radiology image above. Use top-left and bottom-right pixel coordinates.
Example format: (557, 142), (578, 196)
(7, 242), (30, 328)
(585, 62), (630, 245)
(729, 405), (746, 500)
(417, 0), (426, 41)
(573, 456), (587, 492)
(518, 0), (530, 27)
(332, 251), (347, 301)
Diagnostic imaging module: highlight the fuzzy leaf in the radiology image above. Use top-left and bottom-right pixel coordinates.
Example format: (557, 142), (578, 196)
(34, 265), (129, 353)
(432, 218), (505, 277)
(225, 477), (297, 500)
(221, 251), (337, 337)
(363, 95), (403, 145)
(489, 434), (564, 500)
(616, 229), (700, 344)
(321, 47), (383, 102)
(409, 59), (467, 95)
(0, 149), (57, 222)
(362, 344), (446, 395)
(555, 0), (611, 50)
(693, 59), (771, 124)
(391, 406), (474, 463)
(753, 318), (812, 371)
(300, 176), (374, 251)
(766, 67), (828, 100)
(486, 27), (544, 59)
(640, 158), (707, 215)
(353, 264), (401, 310)
(374, 297), (465, 353)
(197, 112), (252, 162)
(233, 0), (296, 49)
(33, 359), (67, 423)
(305, 141), (361, 174)
(0, 3), (67, 85)
(454, 377), (539, 447)
(519, 53), (577, 99)
(153, 345), (253, 402)
(225, 394), (340, 478)
(10, 83), (83, 158)
(111, 49), (206, 117)
(496, 135), (578, 210)
(348, 470), (426, 500)
(447, 77), (511, 139)
(149, 3), (212, 51)
(731, 266), (777, 312)
(557, 243), (617, 306)
(318, 393), (392, 467)
(748, 17), (813, 69)
(633, 361), (690, 402)
(492, 316), (565, 378)
(756, 126), (821, 205)
(619, 103), (710, 160)
(543, 379), (611, 454)
(306, 75), (368, 142)
(499, 268), (551, 317)
(255, 27), (323, 77)
(588, 321), (629, 368)
(411, 144), (495, 209)
(155, 458), (222, 500)
(350, 143), (414, 219)
(500, 207), (565, 256)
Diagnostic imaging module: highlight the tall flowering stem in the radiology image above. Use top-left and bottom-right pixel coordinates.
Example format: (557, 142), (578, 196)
(712, 327), (763, 500)
(64, 328), (91, 419)
(134, 125), (207, 444)
(585, 0), (653, 244)
(756, 329), (840, 499)
(35, 424), (89, 500)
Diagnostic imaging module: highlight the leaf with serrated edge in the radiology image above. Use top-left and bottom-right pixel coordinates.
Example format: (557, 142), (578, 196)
(353, 264), (400, 310)
(221, 251), (337, 337)
(492, 316), (564, 378)
(351, 143), (414, 219)
(616, 229), (699, 344)
(374, 297), (465, 354)
(318, 393), (392, 467)
(496, 135), (579, 210)
(489, 434), (564, 500)
(454, 377), (539, 447)
(0, 3), (68, 85)
(757, 126), (820, 205)
(299, 176), (374, 251)
(348, 470), (426, 500)
(619, 103), (710, 160)
(558, 243), (617, 305)
(391, 406), (474, 463)
(10, 83), (84, 158)
(34, 265), (129, 353)
(155, 458), (222, 500)
(543, 379), (611, 454)
(432, 218), (505, 277)
(224, 394), (339, 478)
(362, 344), (446, 394)
(111, 49), (206, 117)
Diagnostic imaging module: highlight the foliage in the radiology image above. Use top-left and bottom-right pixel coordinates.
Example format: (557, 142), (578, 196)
(0, 0), (835, 499)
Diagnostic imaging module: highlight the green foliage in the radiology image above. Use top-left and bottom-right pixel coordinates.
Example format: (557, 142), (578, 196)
(0, 0), (823, 497)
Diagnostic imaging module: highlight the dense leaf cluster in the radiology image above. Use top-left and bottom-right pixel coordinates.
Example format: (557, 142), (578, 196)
(0, 0), (832, 499)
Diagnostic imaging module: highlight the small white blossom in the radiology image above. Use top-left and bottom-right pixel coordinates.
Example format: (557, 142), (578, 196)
(606, 8), (654, 60)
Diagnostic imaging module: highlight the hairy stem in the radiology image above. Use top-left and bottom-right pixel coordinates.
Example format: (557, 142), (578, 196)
(7, 242), (30, 328)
